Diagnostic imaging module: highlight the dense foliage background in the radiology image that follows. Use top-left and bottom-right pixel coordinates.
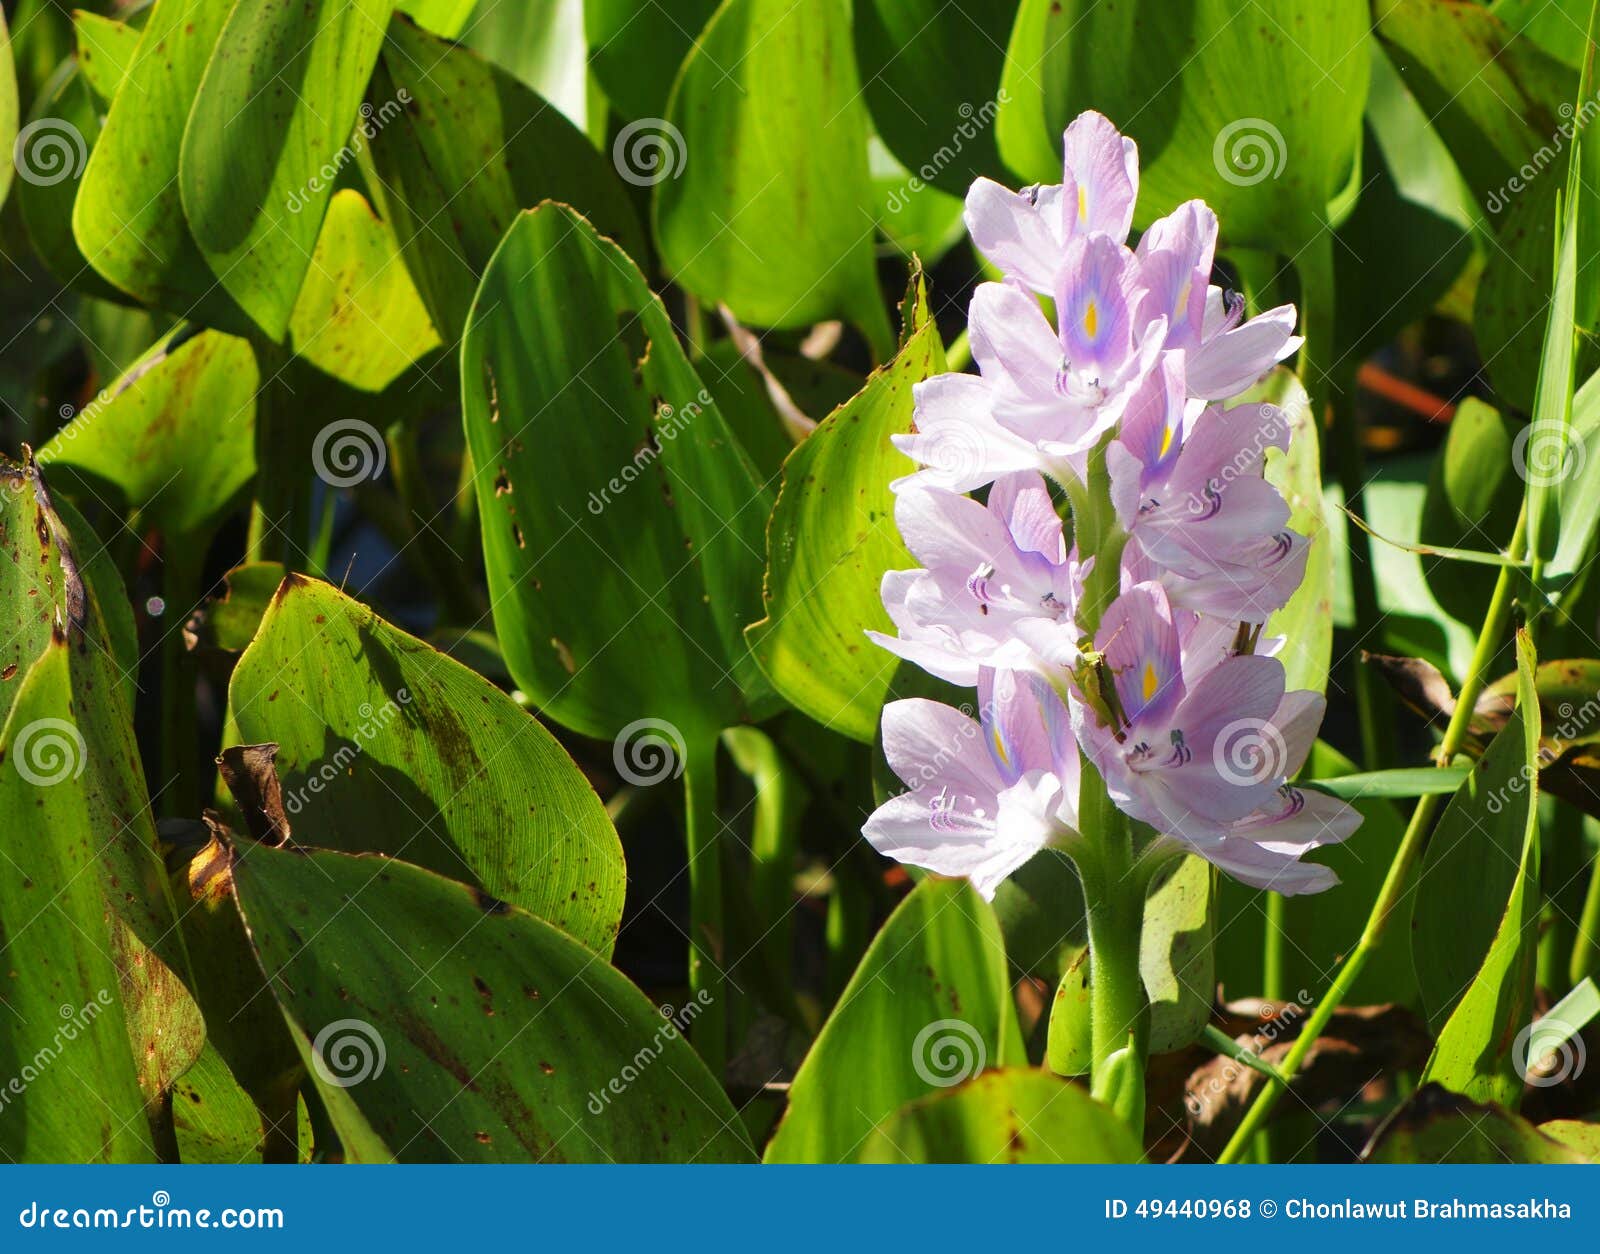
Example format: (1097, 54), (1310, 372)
(0, 0), (1598, 1165)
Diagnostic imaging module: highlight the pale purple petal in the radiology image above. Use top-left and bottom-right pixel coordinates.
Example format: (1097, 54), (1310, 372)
(964, 178), (1064, 294)
(1062, 111), (1139, 243)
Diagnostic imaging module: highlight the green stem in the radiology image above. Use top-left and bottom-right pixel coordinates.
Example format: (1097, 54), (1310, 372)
(1219, 505), (1528, 1161)
(386, 425), (481, 624)
(1571, 849), (1600, 987)
(1072, 768), (1151, 1134)
(682, 731), (726, 1081)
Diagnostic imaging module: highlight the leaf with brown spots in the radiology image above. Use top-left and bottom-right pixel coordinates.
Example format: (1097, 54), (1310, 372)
(230, 843), (753, 1163)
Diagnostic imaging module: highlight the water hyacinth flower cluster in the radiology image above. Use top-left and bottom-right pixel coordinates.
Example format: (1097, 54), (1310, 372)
(865, 112), (1362, 904)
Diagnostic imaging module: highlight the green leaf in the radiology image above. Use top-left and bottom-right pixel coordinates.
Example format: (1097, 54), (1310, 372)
(397, 0), (478, 37)
(1364, 1083), (1585, 1162)
(1419, 398), (1522, 627)
(852, 0), (1017, 196)
(655, 0), (890, 356)
(73, 12), (142, 101)
(584, 0), (716, 121)
(1258, 370), (1332, 696)
(227, 573), (626, 956)
(1332, 51), (1474, 367)
(288, 188), (441, 392)
(189, 562), (287, 654)
(764, 878), (1022, 1162)
(72, 0), (249, 331)
(0, 644), (153, 1163)
(366, 13), (645, 341)
(1540, 1119), (1600, 1160)
(857, 1069), (1141, 1163)
(1000, 0), (1369, 251)
(14, 57), (128, 301)
(230, 843), (755, 1163)
(463, 204), (773, 741)
(178, 0), (396, 339)
(1303, 765), (1472, 800)
(460, 0), (595, 130)
(745, 280), (944, 742)
(39, 328), (257, 539)
(0, 9), (16, 212)
(172, 1043), (311, 1164)
(1375, 0), (1573, 208)
(1420, 631), (1542, 1105)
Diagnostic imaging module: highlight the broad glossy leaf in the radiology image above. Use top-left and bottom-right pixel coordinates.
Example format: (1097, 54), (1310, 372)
(1494, 0), (1594, 68)
(231, 843), (755, 1163)
(73, 12), (142, 101)
(227, 574), (626, 955)
(463, 0), (595, 130)
(857, 1069), (1141, 1163)
(288, 189), (440, 392)
(0, 644), (152, 1162)
(189, 562), (287, 654)
(14, 58), (128, 300)
(655, 0), (890, 355)
(172, 1043), (312, 1164)
(1376, 0), (1573, 206)
(1418, 633), (1542, 1105)
(1000, 0), (1369, 250)
(584, 0), (716, 121)
(853, 0), (1017, 196)
(764, 878), (1023, 1163)
(397, 0), (477, 37)
(39, 328), (257, 539)
(1365, 1083), (1584, 1162)
(72, 0), (249, 330)
(178, 0), (395, 338)
(463, 204), (773, 740)
(1541, 1120), (1600, 1160)
(0, 9), (15, 211)
(1333, 52), (1474, 367)
(366, 14), (644, 340)
(745, 282), (944, 741)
